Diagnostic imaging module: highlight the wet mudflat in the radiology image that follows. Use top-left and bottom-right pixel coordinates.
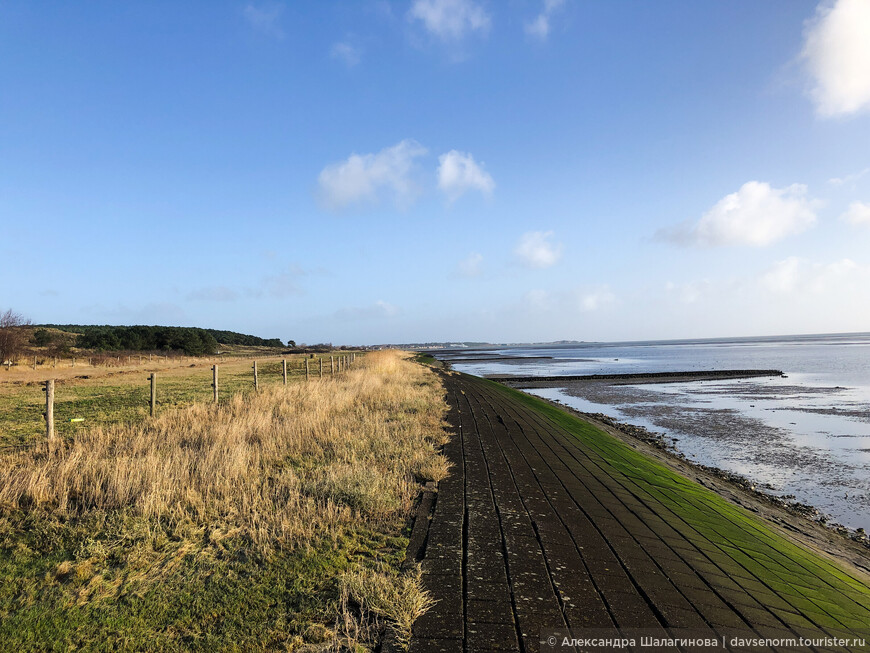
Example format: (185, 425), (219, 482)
(522, 378), (870, 531)
(409, 372), (870, 653)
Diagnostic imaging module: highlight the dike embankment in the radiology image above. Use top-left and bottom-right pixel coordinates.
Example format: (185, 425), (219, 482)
(407, 371), (870, 653)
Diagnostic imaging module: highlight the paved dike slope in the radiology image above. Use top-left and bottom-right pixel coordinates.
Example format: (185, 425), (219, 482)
(408, 371), (870, 653)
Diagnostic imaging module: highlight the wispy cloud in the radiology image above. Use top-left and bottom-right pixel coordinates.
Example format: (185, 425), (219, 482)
(456, 252), (483, 277)
(760, 256), (867, 295)
(525, 0), (565, 41)
(331, 42), (362, 67)
(186, 286), (239, 302)
(437, 150), (495, 202)
(801, 0), (870, 117)
(515, 231), (563, 269)
(408, 0), (490, 41)
(262, 266), (305, 298)
(521, 285), (616, 313)
(828, 168), (870, 186)
(334, 300), (398, 321)
(83, 302), (187, 324)
(657, 181), (818, 247)
(317, 139), (428, 210)
(243, 2), (285, 39)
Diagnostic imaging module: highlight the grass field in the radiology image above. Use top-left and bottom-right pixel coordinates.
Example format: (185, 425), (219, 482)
(0, 353), (343, 449)
(0, 350), (447, 651)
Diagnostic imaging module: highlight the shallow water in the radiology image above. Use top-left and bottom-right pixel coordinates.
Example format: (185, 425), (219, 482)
(445, 334), (870, 530)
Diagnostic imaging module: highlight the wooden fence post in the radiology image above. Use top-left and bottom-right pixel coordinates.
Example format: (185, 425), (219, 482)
(212, 365), (219, 403)
(282, 359), (287, 385)
(44, 380), (55, 443)
(149, 373), (157, 417)
(319, 358), (323, 378)
(253, 361), (259, 390)
(305, 358), (310, 380)
(331, 356), (334, 374)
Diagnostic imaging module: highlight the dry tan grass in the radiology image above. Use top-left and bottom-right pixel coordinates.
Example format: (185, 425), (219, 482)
(0, 352), (306, 386)
(335, 564), (434, 651)
(0, 350), (448, 553)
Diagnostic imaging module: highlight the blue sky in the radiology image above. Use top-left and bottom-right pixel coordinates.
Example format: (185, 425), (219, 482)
(2, 0), (870, 344)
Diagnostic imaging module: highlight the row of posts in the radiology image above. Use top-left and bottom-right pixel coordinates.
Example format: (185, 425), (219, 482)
(42, 353), (358, 440)
(22, 353), (175, 371)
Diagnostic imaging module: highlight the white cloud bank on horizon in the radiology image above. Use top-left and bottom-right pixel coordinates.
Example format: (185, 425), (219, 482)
(659, 181), (818, 247)
(515, 231), (563, 268)
(525, 0), (565, 41)
(801, 0), (870, 117)
(437, 150), (495, 201)
(317, 140), (428, 210)
(841, 200), (870, 225)
(408, 0), (490, 41)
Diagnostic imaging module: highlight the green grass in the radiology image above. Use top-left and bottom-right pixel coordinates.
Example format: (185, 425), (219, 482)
(484, 378), (870, 628)
(0, 509), (409, 652)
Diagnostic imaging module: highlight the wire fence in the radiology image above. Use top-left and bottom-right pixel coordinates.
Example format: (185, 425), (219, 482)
(0, 353), (359, 453)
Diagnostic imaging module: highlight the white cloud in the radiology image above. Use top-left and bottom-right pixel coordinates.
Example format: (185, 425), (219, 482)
(457, 252), (483, 277)
(515, 231), (562, 269)
(659, 181), (818, 247)
(525, 0), (564, 41)
(331, 42), (362, 67)
(334, 300), (398, 321)
(801, 0), (870, 117)
(841, 200), (870, 225)
(437, 150), (495, 201)
(408, 0), (490, 41)
(317, 139), (428, 210)
(243, 2), (284, 38)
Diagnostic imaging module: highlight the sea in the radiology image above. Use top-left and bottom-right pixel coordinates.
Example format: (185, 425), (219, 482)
(440, 333), (870, 532)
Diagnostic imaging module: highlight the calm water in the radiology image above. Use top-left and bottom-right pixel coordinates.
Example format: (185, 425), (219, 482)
(444, 333), (870, 530)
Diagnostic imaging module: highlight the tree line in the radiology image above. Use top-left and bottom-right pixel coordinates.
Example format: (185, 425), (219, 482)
(0, 311), (288, 361)
(39, 325), (284, 355)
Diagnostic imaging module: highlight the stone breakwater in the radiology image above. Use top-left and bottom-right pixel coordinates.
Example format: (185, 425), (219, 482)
(494, 369), (784, 385)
